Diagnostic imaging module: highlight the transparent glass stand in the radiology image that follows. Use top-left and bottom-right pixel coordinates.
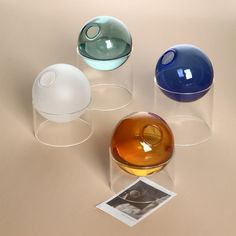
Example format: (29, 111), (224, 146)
(154, 79), (214, 146)
(110, 149), (175, 193)
(76, 50), (133, 111)
(33, 107), (93, 147)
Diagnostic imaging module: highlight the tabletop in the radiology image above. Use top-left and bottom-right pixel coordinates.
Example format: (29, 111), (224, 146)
(0, 0), (236, 235)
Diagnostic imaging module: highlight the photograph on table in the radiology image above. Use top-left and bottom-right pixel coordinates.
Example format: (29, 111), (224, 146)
(97, 178), (176, 226)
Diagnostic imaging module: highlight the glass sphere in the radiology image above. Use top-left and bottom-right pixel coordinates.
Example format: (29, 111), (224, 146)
(32, 64), (91, 123)
(78, 16), (132, 71)
(155, 44), (214, 102)
(110, 112), (174, 176)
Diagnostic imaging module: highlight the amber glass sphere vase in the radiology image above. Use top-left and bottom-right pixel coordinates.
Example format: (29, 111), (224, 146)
(110, 112), (174, 176)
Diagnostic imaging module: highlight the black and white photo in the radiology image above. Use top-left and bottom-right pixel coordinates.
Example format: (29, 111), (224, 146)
(97, 178), (176, 226)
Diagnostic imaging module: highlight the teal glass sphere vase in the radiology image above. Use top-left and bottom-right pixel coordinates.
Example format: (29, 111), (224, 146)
(76, 16), (134, 111)
(78, 16), (132, 71)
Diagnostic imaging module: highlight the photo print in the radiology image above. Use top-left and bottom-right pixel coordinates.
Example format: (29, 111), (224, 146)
(97, 177), (176, 226)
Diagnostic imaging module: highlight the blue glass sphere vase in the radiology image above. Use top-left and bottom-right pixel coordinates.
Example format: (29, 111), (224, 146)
(154, 44), (214, 146)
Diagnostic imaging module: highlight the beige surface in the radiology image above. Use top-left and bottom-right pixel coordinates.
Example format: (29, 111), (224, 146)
(0, 0), (236, 235)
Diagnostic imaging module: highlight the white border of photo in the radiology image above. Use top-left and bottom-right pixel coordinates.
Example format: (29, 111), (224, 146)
(96, 177), (177, 227)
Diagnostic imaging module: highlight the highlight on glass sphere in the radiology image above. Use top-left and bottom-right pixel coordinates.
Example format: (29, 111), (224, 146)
(32, 64), (91, 123)
(78, 16), (132, 71)
(155, 44), (214, 102)
(110, 112), (174, 176)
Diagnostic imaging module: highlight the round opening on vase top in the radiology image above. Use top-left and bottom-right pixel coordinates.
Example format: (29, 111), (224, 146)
(155, 44), (214, 102)
(161, 50), (176, 65)
(86, 25), (100, 39)
(39, 71), (56, 87)
(141, 124), (163, 146)
(110, 112), (174, 176)
(78, 16), (132, 71)
(32, 64), (91, 123)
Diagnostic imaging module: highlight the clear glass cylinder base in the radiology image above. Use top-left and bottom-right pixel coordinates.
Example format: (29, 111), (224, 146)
(154, 79), (214, 146)
(109, 149), (175, 193)
(33, 107), (93, 147)
(76, 51), (133, 111)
